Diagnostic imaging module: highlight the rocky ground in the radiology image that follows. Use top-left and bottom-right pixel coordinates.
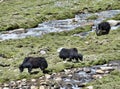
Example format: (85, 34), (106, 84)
(0, 60), (120, 89)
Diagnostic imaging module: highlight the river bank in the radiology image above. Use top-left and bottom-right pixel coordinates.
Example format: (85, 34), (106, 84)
(0, 10), (120, 41)
(0, 60), (120, 89)
(0, 0), (120, 31)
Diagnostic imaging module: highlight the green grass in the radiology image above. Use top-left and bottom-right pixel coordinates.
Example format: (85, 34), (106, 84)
(86, 70), (120, 89)
(0, 0), (120, 31)
(0, 25), (120, 83)
(0, 0), (120, 87)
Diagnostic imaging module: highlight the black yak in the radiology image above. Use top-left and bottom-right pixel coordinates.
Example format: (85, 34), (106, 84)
(58, 48), (83, 62)
(96, 22), (111, 36)
(19, 57), (48, 74)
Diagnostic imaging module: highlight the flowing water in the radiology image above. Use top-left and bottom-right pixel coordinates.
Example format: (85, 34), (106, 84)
(0, 10), (120, 41)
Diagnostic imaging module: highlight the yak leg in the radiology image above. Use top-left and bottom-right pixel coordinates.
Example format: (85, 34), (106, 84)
(28, 66), (32, 74)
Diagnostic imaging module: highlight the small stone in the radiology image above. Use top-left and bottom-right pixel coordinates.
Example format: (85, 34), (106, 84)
(86, 86), (93, 89)
(40, 50), (46, 55)
(96, 69), (104, 74)
(4, 83), (9, 87)
(68, 74), (72, 78)
(9, 28), (26, 34)
(39, 85), (45, 89)
(64, 69), (71, 74)
(92, 74), (102, 79)
(16, 80), (21, 85)
(31, 85), (38, 89)
(22, 79), (27, 82)
(10, 81), (16, 86)
(104, 70), (110, 74)
(31, 79), (36, 82)
(83, 67), (91, 73)
(40, 82), (47, 85)
(45, 74), (51, 80)
(85, 41), (89, 45)
(78, 83), (86, 87)
(100, 67), (114, 71)
(55, 77), (62, 82)
(3, 87), (9, 89)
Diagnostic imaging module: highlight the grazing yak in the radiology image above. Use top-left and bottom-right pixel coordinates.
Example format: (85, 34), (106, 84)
(96, 22), (111, 36)
(95, 20), (120, 36)
(19, 57), (48, 74)
(58, 48), (83, 62)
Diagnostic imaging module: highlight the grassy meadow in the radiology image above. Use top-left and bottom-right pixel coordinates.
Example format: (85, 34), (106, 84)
(0, 26), (120, 84)
(0, 0), (120, 31)
(0, 0), (120, 89)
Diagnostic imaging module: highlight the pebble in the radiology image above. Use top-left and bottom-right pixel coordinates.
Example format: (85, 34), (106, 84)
(86, 86), (93, 89)
(39, 85), (45, 89)
(96, 69), (104, 74)
(31, 79), (36, 82)
(92, 74), (102, 79)
(3, 87), (9, 89)
(31, 85), (38, 89)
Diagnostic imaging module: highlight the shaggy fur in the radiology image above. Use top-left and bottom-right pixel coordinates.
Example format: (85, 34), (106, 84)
(59, 48), (83, 62)
(96, 22), (111, 36)
(19, 57), (48, 73)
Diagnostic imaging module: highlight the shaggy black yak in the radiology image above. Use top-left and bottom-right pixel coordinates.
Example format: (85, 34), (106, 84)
(58, 48), (83, 62)
(19, 57), (48, 74)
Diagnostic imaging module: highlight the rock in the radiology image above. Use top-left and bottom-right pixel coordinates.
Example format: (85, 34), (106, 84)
(31, 85), (38, 89)
(85, 41), (89, 45)
(10, 81), (16, 87)
(16, 80), (21, 85)
(0, 0), (3, 3)
(4, 83), (9, 87)
(23, 86), (30, 89)
(21, 78), (27, 86)
(55, 77), (62, 82)
(96, 69), (104, 74)
(22, 79), (27, 82)
(45, 74), (51, 80)
(40, 82), (47, 85)
(92, 74), (102, 79)
(40, 50), (46, 55)
(31, 79), (36, 82)
(3, 87), (9, 89)
(77, 83), (87, 87)
(83, 67), (91, 73)
(100, 67), (114, 71)
(68, 74), (73, 78)
(104, 70), (110, 74)
(9, 28), (27, 34)
(39, 85), (45, 89)
(86, 86), (93, 89)
(64, 69), (71, 74)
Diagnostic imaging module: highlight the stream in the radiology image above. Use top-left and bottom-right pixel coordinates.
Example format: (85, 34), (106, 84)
(1, 60), (120, 89)
(0, 10), (120, 41)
